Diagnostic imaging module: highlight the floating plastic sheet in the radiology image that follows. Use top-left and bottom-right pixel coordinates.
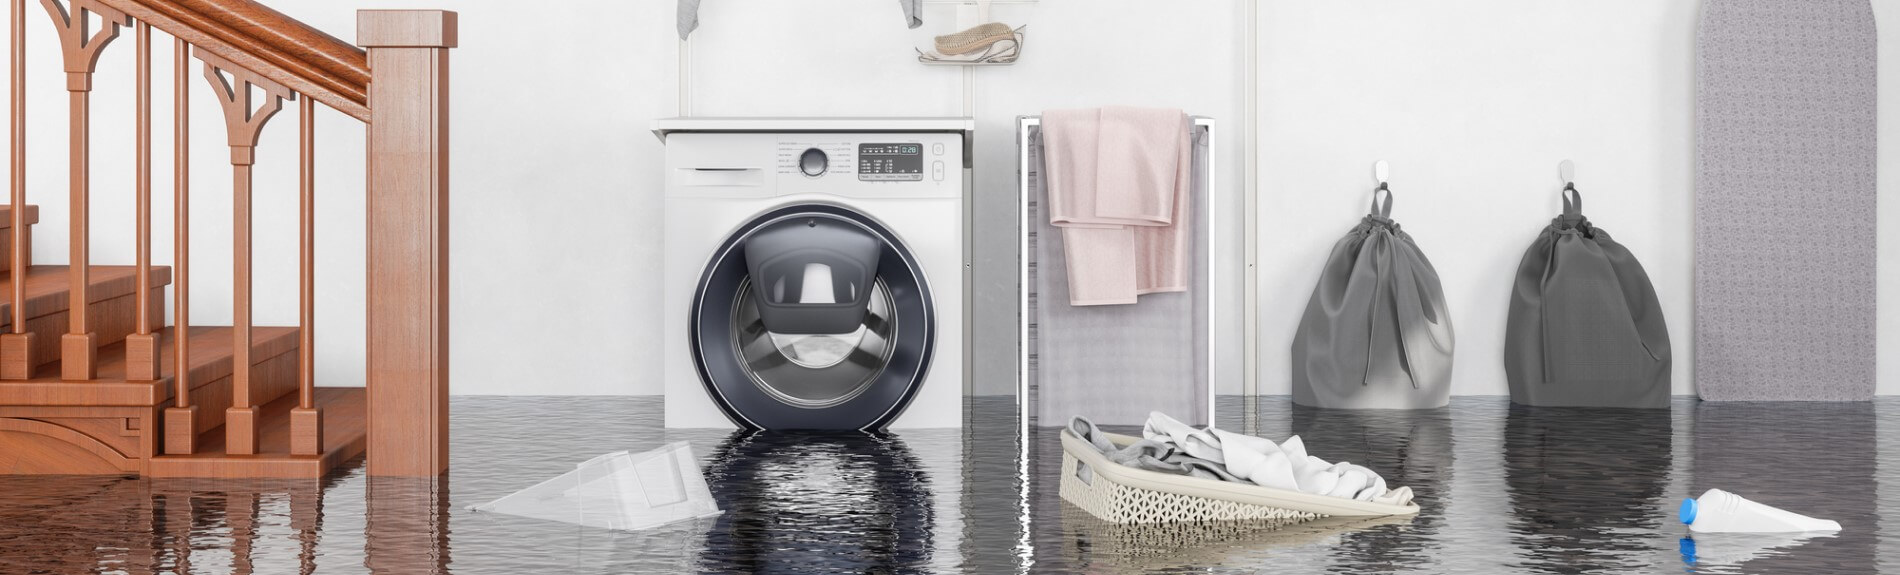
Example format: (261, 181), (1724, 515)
(471, 442), (721, 531)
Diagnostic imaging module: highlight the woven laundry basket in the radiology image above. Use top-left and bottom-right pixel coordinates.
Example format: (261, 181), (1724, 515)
(1059, 430), (1420, 525)
(1055, 503), (1418, 562)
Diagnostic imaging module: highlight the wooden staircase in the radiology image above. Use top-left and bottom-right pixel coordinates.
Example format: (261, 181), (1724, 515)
(0, 205), (362, 477)
(0, 0), (454, 478)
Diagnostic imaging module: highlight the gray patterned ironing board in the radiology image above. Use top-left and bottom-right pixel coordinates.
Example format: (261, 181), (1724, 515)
(1694, 0), (1877, 401)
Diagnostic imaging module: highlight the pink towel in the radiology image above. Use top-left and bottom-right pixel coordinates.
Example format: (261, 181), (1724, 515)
(1043, 107), (1192, 306)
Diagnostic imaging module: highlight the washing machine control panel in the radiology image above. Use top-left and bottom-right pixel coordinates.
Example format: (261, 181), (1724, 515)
(856, 143), (925, 181)
(672, 133), (961, 199)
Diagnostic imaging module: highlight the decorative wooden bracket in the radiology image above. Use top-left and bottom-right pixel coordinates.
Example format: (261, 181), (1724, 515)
(198, 50), (294, 166)
(40, 0), (128, 91)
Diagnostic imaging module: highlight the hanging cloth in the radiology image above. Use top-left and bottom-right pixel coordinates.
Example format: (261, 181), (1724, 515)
(1292, 185), (1454, 409)
(1041, 107), (1192, 306)
(1504, 186), (1670, 407)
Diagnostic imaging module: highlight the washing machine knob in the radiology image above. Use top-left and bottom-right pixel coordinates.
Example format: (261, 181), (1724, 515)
(799, 148), (828, 177)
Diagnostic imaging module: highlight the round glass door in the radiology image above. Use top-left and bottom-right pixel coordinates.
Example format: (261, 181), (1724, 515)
(732, 278), (897, 408)
(689, 204), (935, 431)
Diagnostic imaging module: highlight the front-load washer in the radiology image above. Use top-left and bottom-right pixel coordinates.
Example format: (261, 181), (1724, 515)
(655, 118), (969, 430)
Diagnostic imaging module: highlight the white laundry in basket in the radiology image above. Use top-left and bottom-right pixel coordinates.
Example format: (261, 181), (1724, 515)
(471, 442), (722, 531)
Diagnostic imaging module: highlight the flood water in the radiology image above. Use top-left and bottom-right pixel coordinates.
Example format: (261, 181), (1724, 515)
(0, 396), (1894, 574)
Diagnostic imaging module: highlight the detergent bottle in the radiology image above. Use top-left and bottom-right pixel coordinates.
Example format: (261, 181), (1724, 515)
(1679, 489), (1839, 533)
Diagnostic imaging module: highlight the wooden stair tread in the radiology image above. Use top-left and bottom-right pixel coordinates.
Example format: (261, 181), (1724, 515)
(148, 387), (366, 479)
(0, 325), (299, 406)
(0, 205), (38, 230)
(0, 265), (172, 326)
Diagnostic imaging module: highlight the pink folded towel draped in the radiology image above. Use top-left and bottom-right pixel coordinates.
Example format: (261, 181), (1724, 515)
(1043, 106), (1192, 306)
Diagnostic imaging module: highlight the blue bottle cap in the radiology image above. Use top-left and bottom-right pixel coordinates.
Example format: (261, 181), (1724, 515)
(1679, 498), (1698, 525)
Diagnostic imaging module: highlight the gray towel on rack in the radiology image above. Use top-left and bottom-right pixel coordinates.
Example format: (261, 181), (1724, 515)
(1068, 417), (1239, 482)
(680, 0), (921, 40)
(1031, 125), (1211, 427)
(677, 0), (700, 40)
(900, 0), (922, 28)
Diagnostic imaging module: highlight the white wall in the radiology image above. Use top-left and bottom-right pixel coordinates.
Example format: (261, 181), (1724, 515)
(5, 1), (1894, 396)
(2, 1), (680, 394)
(1878, 0), (1900, 396)
(674, 0), (1250, 396)
(0, 0), (1244, 396)
(1256, 0), (1900, 397)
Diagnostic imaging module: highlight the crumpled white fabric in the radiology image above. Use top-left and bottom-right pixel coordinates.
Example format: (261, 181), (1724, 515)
(1141, 412), (1414, 506)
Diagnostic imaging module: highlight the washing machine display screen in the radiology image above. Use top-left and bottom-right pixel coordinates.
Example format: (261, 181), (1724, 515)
(857, 144), (925, 181)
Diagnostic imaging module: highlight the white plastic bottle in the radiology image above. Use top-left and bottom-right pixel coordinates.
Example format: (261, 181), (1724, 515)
(1679, 489), (1840, 533)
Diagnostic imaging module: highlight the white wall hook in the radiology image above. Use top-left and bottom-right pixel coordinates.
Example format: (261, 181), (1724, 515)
(1373, 159), (1390, 187)
(1558, 159), (1575, 186)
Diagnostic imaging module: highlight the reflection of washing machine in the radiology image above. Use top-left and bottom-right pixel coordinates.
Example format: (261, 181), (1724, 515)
(655, 118), (969, 430)
(699, 431), (935, 572)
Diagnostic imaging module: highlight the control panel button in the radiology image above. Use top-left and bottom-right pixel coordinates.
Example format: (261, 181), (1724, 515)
(932, 143), (945, 155)
(799, 148), (828, 177)
(932, 160), (945, 182)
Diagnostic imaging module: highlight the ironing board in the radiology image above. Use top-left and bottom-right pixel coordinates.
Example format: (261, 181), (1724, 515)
(1694, 0), (1877, 401)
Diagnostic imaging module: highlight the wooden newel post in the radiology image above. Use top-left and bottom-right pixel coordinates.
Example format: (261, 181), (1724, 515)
(359, 10), (454, 477)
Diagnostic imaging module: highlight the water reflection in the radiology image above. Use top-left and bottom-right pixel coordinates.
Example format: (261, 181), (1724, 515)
(699, 431), (936, 574)
(1292, 406), (1454, 572)
(5, 396), (1899, 574)
(1690, 402), (1875, 573)
(0, 474), (347, 575)
(1503, 406), (1674, 573)
(365, 476), (452, 575)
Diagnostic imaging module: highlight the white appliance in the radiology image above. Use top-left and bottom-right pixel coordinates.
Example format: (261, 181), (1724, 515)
(655, 117), (970, 430)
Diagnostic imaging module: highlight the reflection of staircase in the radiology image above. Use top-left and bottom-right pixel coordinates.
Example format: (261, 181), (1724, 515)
(0, 0), (454, 478)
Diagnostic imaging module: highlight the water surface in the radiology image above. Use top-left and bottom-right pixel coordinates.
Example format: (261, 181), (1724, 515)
(0, 396), (1892, 574)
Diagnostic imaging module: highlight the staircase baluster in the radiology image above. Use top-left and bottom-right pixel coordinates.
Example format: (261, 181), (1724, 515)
(198, 51), (290, 456)
(290, 97), (319, 456)
(43, 0), (129, 381)
(125, 20), (157, 380)
(1, 0), (30, 380)
(163, 38), (193, 455)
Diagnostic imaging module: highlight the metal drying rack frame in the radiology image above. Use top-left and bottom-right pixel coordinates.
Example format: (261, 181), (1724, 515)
(1015, 115), (1221, 430)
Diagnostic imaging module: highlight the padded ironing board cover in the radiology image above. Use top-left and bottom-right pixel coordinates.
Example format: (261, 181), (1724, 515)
(1504, 188), (1671, 408)
(1291, 188), (1454, 409)
(1028, 124), (1211, 427)
(1695, 0), (1876, 401)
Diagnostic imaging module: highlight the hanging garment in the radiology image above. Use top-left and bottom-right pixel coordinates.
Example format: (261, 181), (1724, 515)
(899, 0), (922, 29)
(1291, 186), (1454, 409)
(1028, 123), (1211, 427)
(1505, 187), (1670, 408)
(1042, 107), (1191, 306)
(677, 0), (701, 40)
(677, 0), (923, 40)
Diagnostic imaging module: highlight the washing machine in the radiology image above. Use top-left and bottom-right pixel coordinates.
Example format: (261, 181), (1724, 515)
(655, 118), (970, 430)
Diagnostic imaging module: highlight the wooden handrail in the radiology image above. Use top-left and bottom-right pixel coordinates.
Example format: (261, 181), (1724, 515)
(96, 0), (369, 121)
(6, 1), (454, 475)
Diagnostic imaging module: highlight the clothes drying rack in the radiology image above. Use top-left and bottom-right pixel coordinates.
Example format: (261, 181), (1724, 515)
(1015, 115), (1221, 432)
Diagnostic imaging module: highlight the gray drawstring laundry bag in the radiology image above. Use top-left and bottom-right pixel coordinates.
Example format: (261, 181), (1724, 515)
(1505, 186), (1670, 408)
(1292, 185), (1454, 409)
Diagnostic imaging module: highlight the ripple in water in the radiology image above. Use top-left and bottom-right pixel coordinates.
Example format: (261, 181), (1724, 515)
(0, 396), (1894, 574)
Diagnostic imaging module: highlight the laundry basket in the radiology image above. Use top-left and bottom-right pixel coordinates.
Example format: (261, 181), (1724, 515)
(1058, 430), (1420, 525)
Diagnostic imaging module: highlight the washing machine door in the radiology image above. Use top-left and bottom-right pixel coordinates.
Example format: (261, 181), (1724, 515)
(691, 204), (935, 430)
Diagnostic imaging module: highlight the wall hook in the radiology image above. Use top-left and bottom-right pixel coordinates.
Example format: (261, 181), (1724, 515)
(1373, 159), (1390, 191)
(1558, 159), (1576, 191)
